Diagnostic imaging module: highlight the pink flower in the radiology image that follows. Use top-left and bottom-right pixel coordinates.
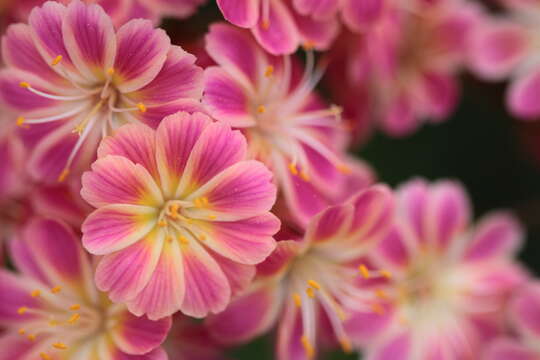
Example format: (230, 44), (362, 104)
(347, 179), (527, 360)
(203, 23), (373, 227)
(0, 217), (172, 360)
(206, 185), (394, 360)
(0, 0), (203, 183)
(326, 0), (480, 137)
(469, 1), (540, 120)
(80, 111), (279, 320)
(216, 0), (339, 55)
(484, 282), (540, 360)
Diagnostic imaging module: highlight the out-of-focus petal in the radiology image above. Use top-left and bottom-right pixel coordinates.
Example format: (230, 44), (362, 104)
(217, 0), (259, 28)
(507, 68), (540, 120)
(111, 310), (171, 354)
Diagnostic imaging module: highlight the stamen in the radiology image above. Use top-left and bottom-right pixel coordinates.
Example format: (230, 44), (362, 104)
(358, 264), (370, 279)
(264, 65), (274, 77)
(17, 307), (28, 315)
(69, 304), (81, 311)
(303, 41), (315, 51)
(257, 105), (266, 114)
(194, 197), (209, 208)
(68, 313), (80, 324)
(208, 215), (217, 220)
(261, 0), (270, 29)
(339, 337), (352, 353)
(40, 353), (51, 360)
(293, 293), (302, 308)
(300, 170), (310, 182)
(57, 169), (70, 183)
(178, 236), (189, 245)
(374, 289), (388, 300)
(51, 55), (62, 66)
(107, 68), (115, 76)
(136, 103), (147, 113)
(30, 290), (41, 297)
(336, 164), (352, 174)
(307, 280), (321, 290)
(288, 163), (299, 176)
(306, 287), (316, 298)
(166, 235), (173, 243)
(371, 303), (385, 315)
(19, 82), (90, 101)
(27, 334), (36, 341)
(49, 319), (59, 327)
(51, 286), (61, 294)
(52, 342), (68, 350)
(16, 116), (26, 127)
(158, 219), (168, 227)
(198, 234), (206, 241)
(301, 335), (315, 359)
(18, 328), (25, 335)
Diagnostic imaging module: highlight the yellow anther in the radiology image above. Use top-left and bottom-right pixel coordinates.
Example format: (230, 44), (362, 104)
(52, 342), (68, 350)
(27, 334), (36, 341)
(293, 293), (302, 308)
(340, 337), (352, 353)
(198, 234), (207, 241)
(51, 286), (61, 294)
(136, 102), (147, 113)
(201, 197), (209, 206)
(179, 236), (189, 245)
(18, 328), (25, 335)
(262, 20), (270, 30)
(30, 290), (41, 297)
(158, 219), (167, 227)
(336, 164), (352, 174)
(69, 304), (81, 311)
(288, 163), (298, 176)
(380, 270), (392, 279)
(17, 307), (28, 315)
(194, 197), (209, 208)
(51, 55), (62, 66)
(306, 287), (315, 298)
(107, 67), (115, 75)
(57, 168), (69, 183)
(264, 65), (274, 77)
(301, 335), (315, 358)
(166, 235), (173, 243)
(68, 313), (80, 324)
(257, 105), (266, 114)
(16, 116), (25, 127)
(168, 203), (180, 218)
(307, 280), (321, 290)
(40, 352), (51, 360)
(371, 303), (385, 315)
(358, 264), (370, 279)
(48, 319), (59, 327)
(19, 81), (30, 88)
(300, 171), (310, 182)
(208, 215), (217, 220)
(374, 289), (387, 300)
(330, 104), (343, 116)
(303, 41), (315, 51)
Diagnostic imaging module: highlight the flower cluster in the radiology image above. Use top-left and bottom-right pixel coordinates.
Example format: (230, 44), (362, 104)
(0, 1), (538, 360)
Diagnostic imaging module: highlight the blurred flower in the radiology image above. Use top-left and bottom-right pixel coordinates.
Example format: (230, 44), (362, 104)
(484, 282), (540, 360)
(206, 185), (394, 360)
(215, 0), (339, 55)
(0, 0), (203, 183)
(347, 179), (527, 359)
(203, 23), (373, 226)
(81, 111), (279, 320)
(326, 0), (480, 138)
(0, 217), (171, 360)
(469, 0), (540, 120)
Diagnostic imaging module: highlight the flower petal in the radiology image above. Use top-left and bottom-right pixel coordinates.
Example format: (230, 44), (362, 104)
(0, 69), (60, 112)
(0, 271), (41, 325)
(130, 46), (203, 105)
(210, 250), (256, 295)
(341, 0), (384, 32)
(81, 155), (163, 208)
(95, 229), (164, 302)
(180, 240), (231, 318)
(484, 339), (536, 360)
(126, 241), (185, 320)
(368, 333), (411, 360)
(111, 348), (168, 360)
(396, 178), (429, 242)
(62, 0), (116, 81)
(0, 334), (47, 360)
(305, 203), (353, 244)
(292, 0), (339, 19)
(252, 0), (300, 55)
(292, 10), (339, 51)
(113, 19), (170, 93)
(510, 283), (540, 339)
(256, 240), (302, 277)
(185, 160), (276, 221)
(82, 205), (157, 255)
(507, 68), (540, 120)
(111, 310), (171, 355)
(155, 111), (212, 197)
(206, 282), (282, 344)
(465, 212), (523, 262)
(217, 0), (259, 27)
(419, 71), (458, 120)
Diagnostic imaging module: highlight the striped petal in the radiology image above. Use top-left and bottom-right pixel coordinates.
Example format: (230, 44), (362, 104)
(217, 0), (260, 27)
(0, 271), (41, 325)
(251, 0), (299, 55)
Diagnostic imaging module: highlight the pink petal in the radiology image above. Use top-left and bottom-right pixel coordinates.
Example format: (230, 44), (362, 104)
(98, 123), (158, 177)
(376, 225), (413, 269)
(292, 0), (339, 20)
(186, 160), (276, 221)
(369, 333), (411, 360)
(203, 66), (254, 127)
(292, 10), (339, 51)
(126, 241), (185, 320)
(210, 250), (255, 295)
(62, 0), (116, 81)
(470, 21), (529, 80)
(396, 178), (429, 243)
(0, 70), (60, 112)
(155, 111), (212, 197)
(419, 71), (458, 120)
(276, 302), (304, 360)
(82, 205), (157, 255)
(484, 339), (536, 360)
(180, 240), (231, 318)
(507, 69), (540, 120)
(95, 230), (164, 302)
(252, 0), (300, 55)
(111, 311), (172, 354)
(199, 214), (279, 265)
(256, 240), (302, 277)
(425, 180), (470, 251)
(510, 283), (540, 339)
(178, 122), (247, 196)
(465, 212), (523, 262)
(341, 0), (385, 32)
(0, 136), (25, 199)
(81, 155), (163, 208)
(305, 203), (353, 244)
(381, 93), (418, 137)
(135, 98), (206, 129)
(138, 0), (205, 18)
(31, 184), (91, 228)
(217, 0), (260, 27)
(130, 46), (203, 105)
(0, 271), (41, 325)
(205, 23), (263, 85)
(113, 19), (170, 93)
(112, 348), (168, 360)
(345, 309), (394, 345)
(206, 282), (281, 344)
(0, 334), (45, 360)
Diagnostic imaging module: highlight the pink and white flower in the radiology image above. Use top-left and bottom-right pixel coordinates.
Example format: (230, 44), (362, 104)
(0, 217), (172, 360)
(0, 0), (203, 183)
(216, 0), (339, 55)
(203, 23), (373, 227)
(206, 185), (394, 360)
(347, 179), (527, 360)
(469, 0), (540, 120)
(326, 0), (480, 137)
(81, 111), (279, 320)
(484, 282), (540, 360)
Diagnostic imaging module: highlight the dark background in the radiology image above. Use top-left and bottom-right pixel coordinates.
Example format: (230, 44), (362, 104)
(164, 3), (540, 359)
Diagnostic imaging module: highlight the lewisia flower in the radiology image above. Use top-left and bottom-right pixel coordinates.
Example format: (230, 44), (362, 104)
(203, 24), (372, 226)
(81, 111), (279, 320)
(326, 0), (480, 137)
(469, 0), (540, 120)
(0, 217), (171, 360)
(0, 0), (203, 183)
(347, 179), (526, 359)
(216, 0), (339, 54)
(484, 282), (540, 360)
(206, 185), (394, 360)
